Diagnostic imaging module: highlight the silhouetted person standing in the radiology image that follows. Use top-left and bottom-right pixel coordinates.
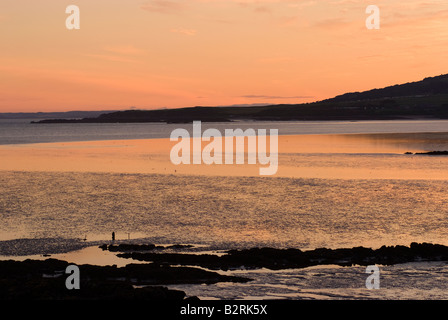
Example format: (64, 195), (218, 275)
(112, 232), (115, 241)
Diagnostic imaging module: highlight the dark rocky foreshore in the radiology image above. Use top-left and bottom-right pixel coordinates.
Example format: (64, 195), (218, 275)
(3, 242), (448, 300)
(416, 151), (448, 155)
(108, 242), (448, 271)
(0, 258), (249, 300)
(100, 243), (194, 252)
(405, 151), (448, 155)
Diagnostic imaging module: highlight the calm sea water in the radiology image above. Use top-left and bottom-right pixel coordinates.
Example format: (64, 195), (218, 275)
(2, 119), (448, 145)
(1, 119), (448, 299)
(1, 171), (447, 249)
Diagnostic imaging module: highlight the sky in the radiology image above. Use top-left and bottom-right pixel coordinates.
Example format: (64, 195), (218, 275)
(1, 0), (448, 112)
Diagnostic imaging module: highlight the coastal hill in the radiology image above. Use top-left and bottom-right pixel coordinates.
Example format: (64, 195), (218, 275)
(33, 74), (448, 123)
(0, 110), (119, 120)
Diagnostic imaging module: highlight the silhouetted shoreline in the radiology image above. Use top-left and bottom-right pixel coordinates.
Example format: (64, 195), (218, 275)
(0, 258), (248, 300)
(30, 74), (448, 124)
(2, 242), (448, 300)
(107, 242), (448, 271)
(415, 151), (448, 155)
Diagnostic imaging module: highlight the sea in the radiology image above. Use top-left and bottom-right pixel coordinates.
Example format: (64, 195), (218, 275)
(1, 118), (448, 300)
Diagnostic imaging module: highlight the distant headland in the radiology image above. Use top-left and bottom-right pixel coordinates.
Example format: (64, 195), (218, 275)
(31, 74), (448, 124)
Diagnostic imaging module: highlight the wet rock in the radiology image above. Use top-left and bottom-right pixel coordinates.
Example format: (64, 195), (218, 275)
(0, 258), (250, 300)
(118, 243), (448, 271)
(166, 244), (194, 250)
(99, 243), (194, 252)
(0, 238), (91, 256)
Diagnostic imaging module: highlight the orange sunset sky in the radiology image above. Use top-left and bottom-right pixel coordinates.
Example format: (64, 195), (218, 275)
(1, 0), (448, 112)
